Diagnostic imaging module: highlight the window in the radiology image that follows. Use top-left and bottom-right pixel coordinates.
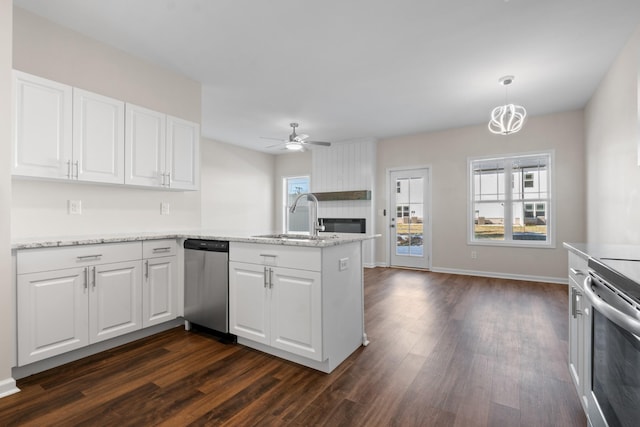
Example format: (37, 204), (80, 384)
(283, 176), (310, 233)
(469, 152), (553, 246)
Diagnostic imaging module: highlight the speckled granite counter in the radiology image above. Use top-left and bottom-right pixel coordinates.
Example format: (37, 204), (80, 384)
(12, 231), (379, 250)
(563, 242), (640, 261)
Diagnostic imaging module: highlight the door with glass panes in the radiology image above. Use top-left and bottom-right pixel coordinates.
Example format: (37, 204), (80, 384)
(390, 168), (430, 269)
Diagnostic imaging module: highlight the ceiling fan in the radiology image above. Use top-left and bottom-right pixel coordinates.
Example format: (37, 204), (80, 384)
(261, 123), (331, 151)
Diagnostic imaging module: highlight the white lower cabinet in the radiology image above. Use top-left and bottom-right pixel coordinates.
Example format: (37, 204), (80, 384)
(17, 259), (141, 365)
(568, 251), (589, 412)
(229, 259), (323, 361)
(16, 241), (154, 366)
(229, 262), (269, 344)
(270, 267), (322, 360)
(90, 260), (142, 343)
(17, 267), (89, 364)
(142, 240), (178, 327)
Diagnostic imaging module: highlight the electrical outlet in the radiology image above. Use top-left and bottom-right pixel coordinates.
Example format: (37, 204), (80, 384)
(471, 251), (477, 259)
(339, 258), (349, 271)
(68, 200), (82, 215)
(161, 202), (170, 215)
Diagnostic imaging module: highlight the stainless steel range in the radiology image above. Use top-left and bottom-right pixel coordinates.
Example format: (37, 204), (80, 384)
(583, 258), (640, 427)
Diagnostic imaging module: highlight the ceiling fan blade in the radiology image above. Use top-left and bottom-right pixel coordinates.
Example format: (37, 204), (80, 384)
(266, 142), (286, 149)
(296, 134), (309, 140)
(260, 136), (286, 142)
(304, 140), (331, 147)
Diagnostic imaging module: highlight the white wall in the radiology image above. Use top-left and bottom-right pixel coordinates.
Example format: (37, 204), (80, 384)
(376, 111), (586, 282)
(11, 7), (202, 239)
(0, 0), (17, 398)
(200, 138), (275, 235)
(274, 150), (312, 233)
(585, 24), (640, 243)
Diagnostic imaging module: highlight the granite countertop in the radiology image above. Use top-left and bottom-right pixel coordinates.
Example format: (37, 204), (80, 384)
(564, 242), (640, 289)
(563, 242), (640, 261)
(11, 230), (380, 250)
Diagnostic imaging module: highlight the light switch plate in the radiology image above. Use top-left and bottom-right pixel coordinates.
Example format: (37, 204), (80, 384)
(68, 200), (82, 215)
(339, 257), (349, 271)
(161, 202), (170, 215)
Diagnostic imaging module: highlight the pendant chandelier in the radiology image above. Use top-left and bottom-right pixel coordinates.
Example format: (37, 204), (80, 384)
(488, 75), (527, 135)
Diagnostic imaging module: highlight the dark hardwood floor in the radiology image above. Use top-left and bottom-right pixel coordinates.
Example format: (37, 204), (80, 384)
(0, 268), (586, 426)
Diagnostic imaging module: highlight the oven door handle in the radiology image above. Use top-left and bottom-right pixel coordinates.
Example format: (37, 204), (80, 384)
(583, 276), (640, 337)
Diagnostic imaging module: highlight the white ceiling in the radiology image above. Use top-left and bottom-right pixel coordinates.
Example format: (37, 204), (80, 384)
(14, 0), (640, 153)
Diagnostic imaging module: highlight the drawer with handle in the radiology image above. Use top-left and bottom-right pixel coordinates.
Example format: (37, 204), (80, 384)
(568, 252), (588, 286)
(142, 239), (177, 258)
(229, 242), (321, 271)
(17, 241), (142, 275)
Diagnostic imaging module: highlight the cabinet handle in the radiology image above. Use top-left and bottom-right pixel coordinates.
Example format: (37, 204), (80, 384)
(73, 161), (79, 179)
(264, 267), (269, 288)
(66, 160), (71, 179)
(571, 287), (582, 318)
(92, 266), (96, 289)
(77, 254), (102, 261)
(160, 172), (170, 187)
(269, 268), (273, 289)
(260, 254), (277, 259)
(570, 268), (585, 276)
(84, 267), (89, 290)
(145, 260), (149, 279)
(152, 247), (171, 253)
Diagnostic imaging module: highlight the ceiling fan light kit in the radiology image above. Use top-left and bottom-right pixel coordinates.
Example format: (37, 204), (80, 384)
(488, 75), (527, 135)
(285, 141), (304, 151)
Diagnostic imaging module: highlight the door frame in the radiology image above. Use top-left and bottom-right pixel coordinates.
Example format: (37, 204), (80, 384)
(386, 165), (432, 270)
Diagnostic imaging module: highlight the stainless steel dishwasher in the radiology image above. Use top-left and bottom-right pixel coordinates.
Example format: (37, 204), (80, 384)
(184, 239), (232, 338)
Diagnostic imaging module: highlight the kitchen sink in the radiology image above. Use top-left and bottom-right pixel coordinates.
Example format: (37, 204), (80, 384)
(252, 233), (337, 241)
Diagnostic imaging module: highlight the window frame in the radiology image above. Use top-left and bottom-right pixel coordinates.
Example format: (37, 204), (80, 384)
(467, 150), (555, 248)
(282, 175), (311, 233)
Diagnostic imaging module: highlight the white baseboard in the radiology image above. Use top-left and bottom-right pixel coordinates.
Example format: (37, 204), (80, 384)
(368, 263), (567, 284)
(430, 266), (567, 285)
(0, 377), (20, 399)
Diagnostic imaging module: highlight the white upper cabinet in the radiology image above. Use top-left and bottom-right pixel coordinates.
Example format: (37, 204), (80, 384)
(13, 71), (199, 190)
(167, 116), (200, 191)
(12, 71), (73, 179)
(125, 105), (200, 190)
(125, 104), (166, 187)
(13, 71), (126, 184)
(73, 89), (125, 184)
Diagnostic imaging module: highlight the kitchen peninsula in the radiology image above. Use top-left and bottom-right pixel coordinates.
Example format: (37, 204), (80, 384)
(11, 231), (376, 376)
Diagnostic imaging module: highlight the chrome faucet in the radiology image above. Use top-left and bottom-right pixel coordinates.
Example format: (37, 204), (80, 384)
(290, 193), (325, 237)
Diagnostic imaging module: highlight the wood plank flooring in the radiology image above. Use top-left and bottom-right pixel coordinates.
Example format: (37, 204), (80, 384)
(0, 268), (586, 426)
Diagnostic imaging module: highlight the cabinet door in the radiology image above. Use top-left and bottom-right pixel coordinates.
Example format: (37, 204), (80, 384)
(143, 256), (177, 327)
(125, 104), (166, 187)
(568, 279), (583, 393)
(17, 267), (89, 365)
(166, 116), (199, 190)
(229, 261), (270, 344)
(12, 71), (72, 179)
(270, 267), (323, 361)
(73, 89), (125, 184)
(89, 260), (142, 343)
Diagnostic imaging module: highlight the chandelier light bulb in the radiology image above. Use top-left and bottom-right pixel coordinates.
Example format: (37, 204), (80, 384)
(488, 75), (527, 135)
(488, 103), (527, 135)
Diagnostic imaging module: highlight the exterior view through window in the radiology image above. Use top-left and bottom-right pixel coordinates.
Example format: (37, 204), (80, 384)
(284, 176), (310, 233)
(395, 175), (424, 257)
(470, 152), (552, 246)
